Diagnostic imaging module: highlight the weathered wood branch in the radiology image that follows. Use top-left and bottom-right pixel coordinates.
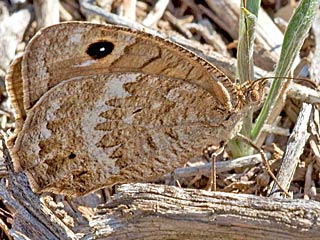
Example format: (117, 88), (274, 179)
(33, 0), (59, 29)
(270, 103), (312, 197)
(0, 7), (32, 83)
(0, 141), (77, 240)
(87, 183), (320, 240)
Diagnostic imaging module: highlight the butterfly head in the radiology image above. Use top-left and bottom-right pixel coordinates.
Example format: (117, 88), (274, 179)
(240, 78), (267, 108)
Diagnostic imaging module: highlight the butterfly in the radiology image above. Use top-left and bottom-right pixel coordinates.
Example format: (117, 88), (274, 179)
(5, 22), (265, 196)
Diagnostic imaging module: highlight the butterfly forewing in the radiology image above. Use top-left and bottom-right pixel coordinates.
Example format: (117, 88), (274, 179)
(22, 22), (237, 112)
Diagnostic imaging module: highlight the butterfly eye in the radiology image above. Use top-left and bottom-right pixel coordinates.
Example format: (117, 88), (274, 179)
(248, 89), (260, 103)
(86, 41), (114, 59)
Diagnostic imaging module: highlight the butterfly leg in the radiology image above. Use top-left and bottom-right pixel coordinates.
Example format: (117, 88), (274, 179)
(204, 142), (225, 191)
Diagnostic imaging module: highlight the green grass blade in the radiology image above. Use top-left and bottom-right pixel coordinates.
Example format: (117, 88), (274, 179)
(252, 0), (320, 140)
(229, 1), (260, 157)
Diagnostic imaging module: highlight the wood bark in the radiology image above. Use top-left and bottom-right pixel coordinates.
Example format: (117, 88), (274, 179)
(270, 103), (311, 197)
(1, 140), (320, 239)
(0, 143), (77, 240)
(87, 183), (320, 240)
(33, 0), (59, 29)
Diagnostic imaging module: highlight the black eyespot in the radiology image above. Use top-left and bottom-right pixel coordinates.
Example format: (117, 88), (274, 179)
(86, 41), (114, 59)
(68, 153), (76, 159)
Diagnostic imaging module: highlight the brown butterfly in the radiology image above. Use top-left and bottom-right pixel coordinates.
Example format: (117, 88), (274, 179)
(6, 22), (265, 196)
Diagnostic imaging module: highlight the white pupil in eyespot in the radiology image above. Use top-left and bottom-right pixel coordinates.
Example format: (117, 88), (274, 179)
(100, 47), (106, 52)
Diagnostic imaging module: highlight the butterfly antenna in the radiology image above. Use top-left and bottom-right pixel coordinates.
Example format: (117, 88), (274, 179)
(254, 76), (317, 89)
